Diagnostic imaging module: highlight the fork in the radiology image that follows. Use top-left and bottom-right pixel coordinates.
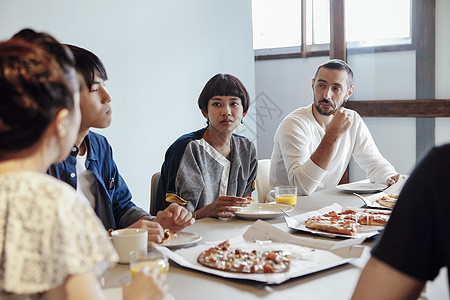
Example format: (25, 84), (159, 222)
(279, 208), (293, 218)
(353, 192), (370, 206)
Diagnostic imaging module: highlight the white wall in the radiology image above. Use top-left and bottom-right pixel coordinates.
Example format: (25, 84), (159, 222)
(0, 0), (256, 211)
(347, 51), (416, 178)
(254, 56), (325, 159)
(255, 0), (450, 181)
(435, 0), (450, 146)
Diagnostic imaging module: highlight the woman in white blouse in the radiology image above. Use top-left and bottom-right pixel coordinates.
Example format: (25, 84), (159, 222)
(0, 29), (165, 300)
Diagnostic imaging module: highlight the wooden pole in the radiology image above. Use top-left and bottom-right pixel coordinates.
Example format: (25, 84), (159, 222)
(329, 0), (346, 61)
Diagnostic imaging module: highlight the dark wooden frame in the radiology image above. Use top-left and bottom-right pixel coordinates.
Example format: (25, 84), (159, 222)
(414, 0), (436, 159)
(329, 0), (346, 61)
(346, 100), (450, 118)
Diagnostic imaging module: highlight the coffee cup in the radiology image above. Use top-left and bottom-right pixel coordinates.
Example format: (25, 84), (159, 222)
(111, 228), (148, 264)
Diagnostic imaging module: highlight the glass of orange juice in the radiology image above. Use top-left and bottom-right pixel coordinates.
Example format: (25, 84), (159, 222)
(274, 186), (297, 206)
(129, 248), (169, 278)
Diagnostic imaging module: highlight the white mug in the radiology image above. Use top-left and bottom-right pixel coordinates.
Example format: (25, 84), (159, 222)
(111, 228), (148, 264)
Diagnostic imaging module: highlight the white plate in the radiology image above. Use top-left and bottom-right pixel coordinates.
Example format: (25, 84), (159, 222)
(234, 203), (294, 220)
(161, 232), (202, 249)
(337, 182), (387, 194)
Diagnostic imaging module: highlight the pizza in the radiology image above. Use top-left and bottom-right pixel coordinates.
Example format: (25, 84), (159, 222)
(376, 194), (398, 208)
(162, 229), (177, 243)
(197, 240), (290, 273)
(340, 209), (390, 226)
(165, 193), (187, 205)
(305, 211), (361, 235)
(304, 209), (390, 236)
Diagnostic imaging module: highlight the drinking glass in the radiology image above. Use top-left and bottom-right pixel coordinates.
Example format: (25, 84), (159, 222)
(274, 186), (298, 206)
(129, 248), (169, 278)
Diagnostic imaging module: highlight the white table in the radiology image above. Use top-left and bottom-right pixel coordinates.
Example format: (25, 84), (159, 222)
(103, 187), (449, 300)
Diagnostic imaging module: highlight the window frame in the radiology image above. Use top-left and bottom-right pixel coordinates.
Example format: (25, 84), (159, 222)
(254, 0), (414, 61)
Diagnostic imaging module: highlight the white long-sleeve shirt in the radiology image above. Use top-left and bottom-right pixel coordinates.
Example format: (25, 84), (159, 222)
(270, 104), (397, 196)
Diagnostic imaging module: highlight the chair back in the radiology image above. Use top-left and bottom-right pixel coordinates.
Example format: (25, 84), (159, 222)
(150, 172), (161, 215)
(255, 159), (271, 203)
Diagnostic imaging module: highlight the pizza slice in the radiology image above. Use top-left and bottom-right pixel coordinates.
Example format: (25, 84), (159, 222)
(165, 193), (187, 205)
(341, 209), (390, 226)
(162, 229), (177, 243)
(376, 194), (398, 208)
(304, 209), (391, 236)
(304, 211), (361, 235)
(357, 212), (390, 226)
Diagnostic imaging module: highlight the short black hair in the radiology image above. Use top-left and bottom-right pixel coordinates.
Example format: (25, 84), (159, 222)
(198, 74), (250, 113)
(314, 59), (354, 87)
(65, 44), (107, 90)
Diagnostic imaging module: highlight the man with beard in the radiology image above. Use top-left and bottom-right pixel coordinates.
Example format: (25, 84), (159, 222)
(269, 59), (400, 196)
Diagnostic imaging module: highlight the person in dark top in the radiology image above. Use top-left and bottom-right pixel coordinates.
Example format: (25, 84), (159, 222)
(353, 144), (450, 299)
(156, 74), (257, 219)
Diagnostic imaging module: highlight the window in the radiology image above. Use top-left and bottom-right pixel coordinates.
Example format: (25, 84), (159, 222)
(252, 0), (412, 58)
(345, 0), (411, 47)
(306, 0), (330, 45)
(252, 0), (301, 50)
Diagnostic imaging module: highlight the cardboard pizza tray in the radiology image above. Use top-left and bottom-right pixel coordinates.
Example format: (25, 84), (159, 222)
(156, 220), (364, 284)
(284, 203), (390, 239)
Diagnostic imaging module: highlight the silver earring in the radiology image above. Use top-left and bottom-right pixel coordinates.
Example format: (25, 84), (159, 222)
(241, 119), (244, 124)
(206, 119), (210, 125)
